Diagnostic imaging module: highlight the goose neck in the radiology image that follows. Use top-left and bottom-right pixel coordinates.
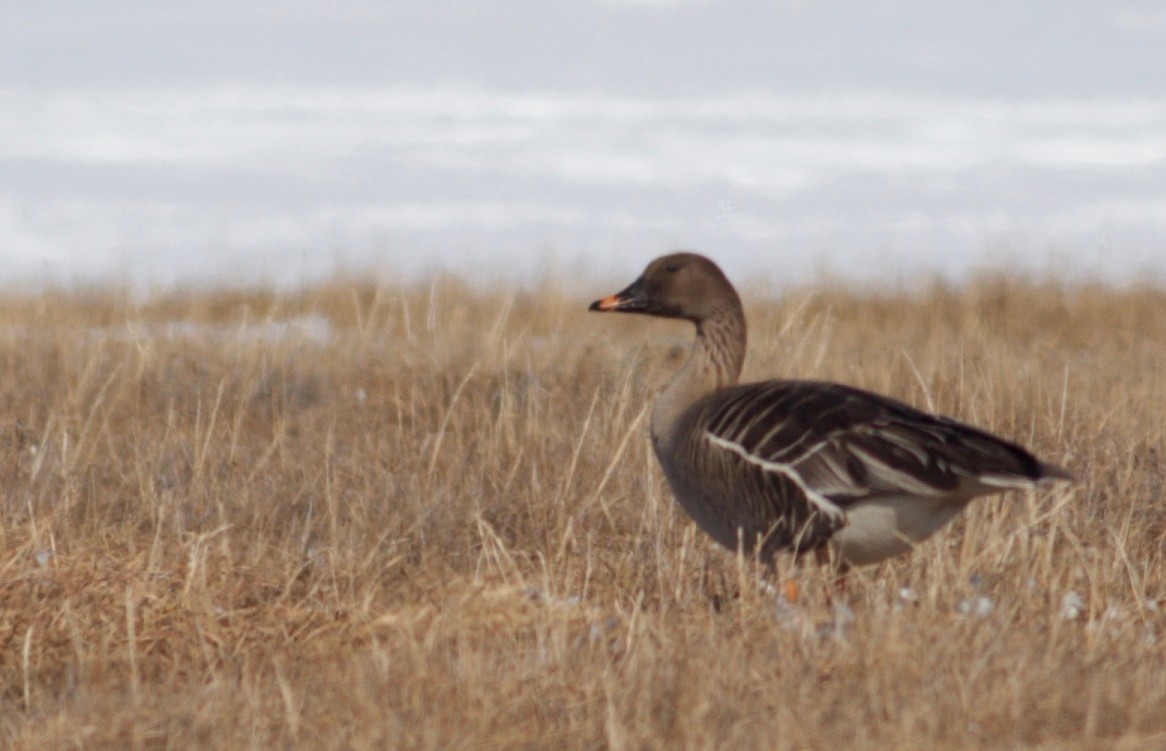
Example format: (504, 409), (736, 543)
(650, 306), (746, 450)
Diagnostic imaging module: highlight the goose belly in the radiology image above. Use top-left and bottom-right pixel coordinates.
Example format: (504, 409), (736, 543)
(657, 465), (760, 552)
(832, 495), (970, 566)
(658, 459), (810, 557)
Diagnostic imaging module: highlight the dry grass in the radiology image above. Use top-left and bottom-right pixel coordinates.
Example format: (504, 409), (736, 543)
(0, 272), (1164, 750)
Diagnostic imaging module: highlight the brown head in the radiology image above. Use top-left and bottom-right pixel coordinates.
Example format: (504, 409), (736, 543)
(588, 252), (743, 324)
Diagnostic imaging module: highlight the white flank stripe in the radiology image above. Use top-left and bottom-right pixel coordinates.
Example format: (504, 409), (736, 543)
(977, 474), (1038, 489)
(704, 432), (846, 525)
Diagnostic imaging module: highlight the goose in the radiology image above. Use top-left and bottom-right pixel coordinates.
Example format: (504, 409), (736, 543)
(589, 252), (1071, 569)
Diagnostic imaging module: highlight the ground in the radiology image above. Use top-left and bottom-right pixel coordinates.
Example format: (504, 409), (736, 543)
(0, 273), (1163, 749)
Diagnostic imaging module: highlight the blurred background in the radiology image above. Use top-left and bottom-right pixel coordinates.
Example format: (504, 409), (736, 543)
(3, 0), (1165, 290)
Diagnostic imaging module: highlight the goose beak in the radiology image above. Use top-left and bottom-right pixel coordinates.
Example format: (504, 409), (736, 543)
(589, 276), (650, 313)
(589, 294), (624, 311)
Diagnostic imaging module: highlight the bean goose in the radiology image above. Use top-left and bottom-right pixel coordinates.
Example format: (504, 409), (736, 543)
(589, 252), (1071, 568)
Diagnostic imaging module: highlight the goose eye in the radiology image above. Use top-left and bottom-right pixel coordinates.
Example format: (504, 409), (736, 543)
(664, 263), (679, 274)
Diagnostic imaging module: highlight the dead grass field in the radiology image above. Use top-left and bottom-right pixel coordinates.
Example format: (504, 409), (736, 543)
(0, 272), (1164, 750)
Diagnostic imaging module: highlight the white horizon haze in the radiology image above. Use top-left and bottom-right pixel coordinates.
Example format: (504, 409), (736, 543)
(3, 1), (1165, 290)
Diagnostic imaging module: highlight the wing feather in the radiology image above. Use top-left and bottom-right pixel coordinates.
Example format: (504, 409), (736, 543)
(698, 380), (1052, 509)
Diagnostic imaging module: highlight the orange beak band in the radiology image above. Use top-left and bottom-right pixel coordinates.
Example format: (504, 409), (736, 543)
(589, 294), (624, 312)
(589, 275), (650, 313)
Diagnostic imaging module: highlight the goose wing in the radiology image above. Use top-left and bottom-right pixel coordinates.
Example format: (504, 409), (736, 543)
(699, 380), (1057, 510)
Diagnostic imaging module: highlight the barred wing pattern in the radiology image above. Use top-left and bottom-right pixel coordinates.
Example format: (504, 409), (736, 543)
(676, 380), (1051, 557)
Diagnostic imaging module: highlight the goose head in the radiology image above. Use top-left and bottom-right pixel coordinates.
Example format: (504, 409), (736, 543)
(588, 252), (741, 323)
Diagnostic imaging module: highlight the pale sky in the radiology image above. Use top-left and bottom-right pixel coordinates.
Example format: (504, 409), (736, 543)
(7, 2), (1166, 96)
(3, 1), (1165, 288)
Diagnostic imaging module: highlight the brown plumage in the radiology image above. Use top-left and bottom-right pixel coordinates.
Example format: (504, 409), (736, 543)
(590, 252), (1071, 567)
